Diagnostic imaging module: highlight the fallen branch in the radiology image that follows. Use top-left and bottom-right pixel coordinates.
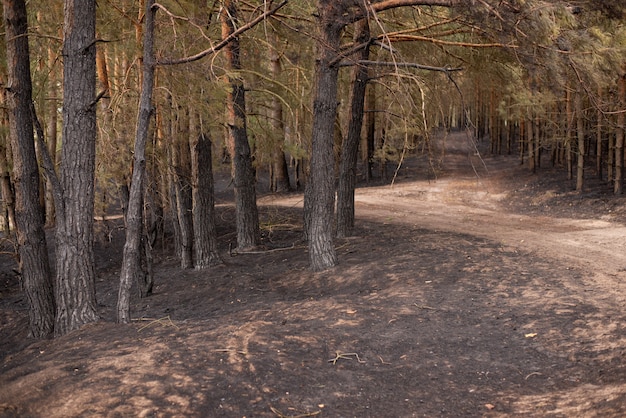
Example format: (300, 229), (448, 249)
(270, 406), (321, 418)
(328, 351), (366, 365)
(133, 315), (179, 331)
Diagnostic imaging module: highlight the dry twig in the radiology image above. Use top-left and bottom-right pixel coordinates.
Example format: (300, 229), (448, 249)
(134, 315), (179, 331)
(270, 406), (321, 418)
(328, 351), (366, 365)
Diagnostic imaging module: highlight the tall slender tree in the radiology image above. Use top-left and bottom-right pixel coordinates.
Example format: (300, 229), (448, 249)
(221, 0), (260, 251)
(53, 0), (99, 335)
(615, 64), (626, 194)
(190, 112), (221, 269)
(336, 19), (371, 238)
(3, 0), (55, 338)
(118, 0), (157, 324)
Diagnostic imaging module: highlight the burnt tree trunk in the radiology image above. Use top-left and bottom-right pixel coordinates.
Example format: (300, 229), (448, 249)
(117, 0), (156, 324)
(336, 19), (370, 238)
(221, 0), (260, 250)
(269, 36), (291, 193)
(54, 0), (99, 336)
(190, 112), (221, 269)
(304, 0), (344, 271)
(364, 78), (375, 182)
(597, 85), (603, 180)
(45, 46), (58, 226)
(173, 107), (194, 269)
(615, 65), (626, 194)
(3, 0), (55, 338)
(0, 132), (16, 236)
(575, 84), (585, 192)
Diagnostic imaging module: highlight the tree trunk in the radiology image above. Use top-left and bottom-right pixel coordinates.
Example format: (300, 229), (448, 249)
(190, 111), (222, 269)
(3, 0), (55, 338)
(221, 0), (260, 251)
(268, 36), (291, 193)
(615, 65), (626, 194)
(527, 114), (535, 173)
(608, 121), (614, 184)
(117, 0), (156, 324)
(575, 84), (585, 192)
(336, 19), (370, 238)
(596, 85), (603, 180)
(54, 0), (99, 336)
(173, 107), (194, 269)
(45, 46), (58, 227)
(0, 132), (16, 236)
(364, 80), (376, 182)
(305, 0), (344, 271)
(565, 87), (573, 180)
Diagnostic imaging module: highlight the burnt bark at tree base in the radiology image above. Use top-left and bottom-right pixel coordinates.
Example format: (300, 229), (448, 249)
(222, 1), (260, 251)
(191, 130), (222, 269)
(337, 19), (370, 239)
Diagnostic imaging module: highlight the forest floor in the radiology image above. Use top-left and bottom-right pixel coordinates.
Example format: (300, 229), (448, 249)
(1, 131), (626, 417)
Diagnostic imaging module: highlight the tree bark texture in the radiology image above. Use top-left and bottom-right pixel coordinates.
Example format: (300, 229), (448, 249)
(221, 0), (260, 251)
(55, 0), (99, 336)
(269, 37), (291, 193)
(575, 84), (585, 192)
(305, 0), (345, 271)
(117, 0), (156, 324)
(596, 85), (603, 180)
(336, 19), (370, 238)
(364, 80), (376, 182)
(3, 0), (55, 338)
(0, 136), (17, 236)
(173, 107), (194, 269)
(190, 113), (221, 269)
(565, 87), (573, 180)
(615, 65), (626, 194)
(45, 46), (58, 226)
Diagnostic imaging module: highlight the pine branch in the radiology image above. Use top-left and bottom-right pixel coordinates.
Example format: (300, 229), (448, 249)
(338, 60), (462, 73)
(157, 0), (288, 66)
(385, 34), (518, 49)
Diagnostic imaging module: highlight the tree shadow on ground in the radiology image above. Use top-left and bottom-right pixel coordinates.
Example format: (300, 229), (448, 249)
(1, 194), (625, 417)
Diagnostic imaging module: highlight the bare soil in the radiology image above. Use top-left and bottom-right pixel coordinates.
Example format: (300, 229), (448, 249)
(1, 132), (626, 417)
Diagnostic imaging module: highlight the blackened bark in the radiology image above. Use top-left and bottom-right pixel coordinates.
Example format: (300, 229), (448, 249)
(221, 0), (260, 250)
(55, 0), (99, 336)
(305, 0), (344, 271)
(269, 40), (291, 193)
(575, 84), (585, 192)
(0, 139), (16, 236)
(3, 0), (55, 338)
(336, 19), (370, 238)
(117, 0), (156, 323)
(190, 114), (221, 269)
(615, 65), (626, 194)
(364, 81), (376, 182)
(45, 47), (58, 227)
(173, 107), (194, 269)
